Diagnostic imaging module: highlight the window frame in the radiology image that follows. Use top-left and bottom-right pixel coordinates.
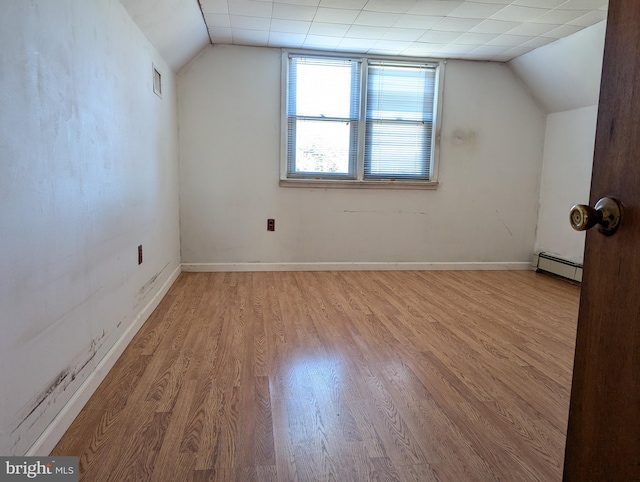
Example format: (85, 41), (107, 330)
(280, 49), (445, 190)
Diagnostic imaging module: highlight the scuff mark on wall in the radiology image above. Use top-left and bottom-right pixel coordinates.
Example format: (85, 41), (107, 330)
(133, 264), (170, 312)
(11, 369), (70, 436)
(136, 263), (169, 305)
(496, 210), (514, 237)
(10, 331), (108, 446)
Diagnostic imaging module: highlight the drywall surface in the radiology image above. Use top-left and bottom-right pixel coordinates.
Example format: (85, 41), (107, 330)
(178, 45), (545, 266)
(0, 0), (180, 454)
(535, 106), (598, 264)
(509, 21), (606, 114)
(120, 0), (210, 72)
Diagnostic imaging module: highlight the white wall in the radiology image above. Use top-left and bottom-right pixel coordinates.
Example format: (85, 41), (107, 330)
(510, 21), (606, 114)
(510, 22), (606, 264)
(535, 107), (597, 263)
(178, 45), (545, 268)
(0, 0), (181, 455)
(120, 0), (210, 72)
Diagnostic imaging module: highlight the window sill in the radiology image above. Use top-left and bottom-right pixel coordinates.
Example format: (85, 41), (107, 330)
(279, 179), (439, 190)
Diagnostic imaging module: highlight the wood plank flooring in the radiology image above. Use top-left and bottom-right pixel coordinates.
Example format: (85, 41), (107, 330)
(51, 270), (580, 481)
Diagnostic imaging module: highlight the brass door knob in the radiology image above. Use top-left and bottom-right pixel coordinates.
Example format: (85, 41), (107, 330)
(570, 197), (622, 236)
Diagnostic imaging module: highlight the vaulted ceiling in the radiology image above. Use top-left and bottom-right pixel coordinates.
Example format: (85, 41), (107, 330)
(121, 0), (608, 72)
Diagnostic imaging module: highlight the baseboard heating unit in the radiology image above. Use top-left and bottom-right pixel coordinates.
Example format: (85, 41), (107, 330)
(532, 252), (583, 283)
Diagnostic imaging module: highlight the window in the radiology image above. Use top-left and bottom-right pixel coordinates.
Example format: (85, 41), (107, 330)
(282, 52), (443, 188)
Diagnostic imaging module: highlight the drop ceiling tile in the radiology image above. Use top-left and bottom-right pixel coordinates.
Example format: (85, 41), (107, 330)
(506, 21), (557, 36)
(501, 45), (535, 57)
(268, 31), (306, 47)
(560, 0), (608, 10)
(382, 28), (426, 41)
(201, 0), (229, 14)
(363, 0), (418, 14)
(469, 44), (510, 56)
(419, 30), (463, 43)
(372, 39), (414, 51)
(319, 0), (368, 8)
(529, 8), (589, 24)
(519, 35), (556, 48)
(448, 2), (506, 19)
(438, 43), (477, 54)
(337, 37), (376, 50)
(229, 0), (273, 17)
(210, 27), (233, 43)
(272, 3), (318, 21)
(233, 28), (270, 44)
(393, 14), (442, 29)
(408, 1), (464, 16)
(470, 19), (520, 34)
(270, 18), (312, 34)
(568, 10), (608, 27)
(304, 35), (343, 48)
(369, 48), (405, 55)
(454, 32), (500, 45)
(402, 42), (445, 56)
(490, 5), (546, 22)
(230, 15), (271, 30)
(308, 22), (351, 36)
(314, 7), (361, 24)
(345, 25), (388, 39)
(205, 13), (231, 28)
(278, 0), (320, 5)
(542, 24), (584, 38)
(486, 34), (535, 47)
(354, 11), (401, 27)
(512, 0), (566, 7)
(469, 0), (512, 4)
(432, 17), (483, 32)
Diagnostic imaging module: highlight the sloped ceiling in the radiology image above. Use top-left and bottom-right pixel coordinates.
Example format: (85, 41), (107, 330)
(121, 0), (608, 72)
(120, 0), (209, 72)
(509, 20), (605, 113)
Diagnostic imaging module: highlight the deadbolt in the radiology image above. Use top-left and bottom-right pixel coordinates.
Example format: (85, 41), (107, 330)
(570, 197), (622, 236)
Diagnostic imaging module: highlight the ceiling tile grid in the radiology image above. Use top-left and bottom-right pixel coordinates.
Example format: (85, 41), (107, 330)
(199, 0), (608, 61)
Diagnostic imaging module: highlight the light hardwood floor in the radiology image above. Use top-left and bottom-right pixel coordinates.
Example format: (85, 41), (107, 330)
(52, 270), (580, 481)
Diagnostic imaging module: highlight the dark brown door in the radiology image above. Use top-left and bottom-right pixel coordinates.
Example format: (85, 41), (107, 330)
(563, 1), (640, 479)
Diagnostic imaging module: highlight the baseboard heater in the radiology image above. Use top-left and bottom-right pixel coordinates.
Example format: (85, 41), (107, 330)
(532, 252), (583, 282)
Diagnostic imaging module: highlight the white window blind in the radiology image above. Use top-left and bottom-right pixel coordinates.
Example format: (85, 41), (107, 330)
(365, 62), (437, 180)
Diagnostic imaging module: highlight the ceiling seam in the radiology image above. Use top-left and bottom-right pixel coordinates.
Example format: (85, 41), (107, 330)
(197, 0), (213, 44)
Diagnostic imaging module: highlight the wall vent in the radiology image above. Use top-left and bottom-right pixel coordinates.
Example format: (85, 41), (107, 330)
(153, 64), (162, 98)
(533, 252), (583, 282)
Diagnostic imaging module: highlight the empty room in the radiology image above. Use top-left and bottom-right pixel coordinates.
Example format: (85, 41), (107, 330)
(3, 0), (639, 480)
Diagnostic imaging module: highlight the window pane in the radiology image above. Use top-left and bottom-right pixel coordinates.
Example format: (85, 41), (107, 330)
(291, 57), (356, 119)
(367, 65), (434, 122)
(366, 122), (431, 178)
(294, 120), (352, 175)
(365, 62), (436, 180)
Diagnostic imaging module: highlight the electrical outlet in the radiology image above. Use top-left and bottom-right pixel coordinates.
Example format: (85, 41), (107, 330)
(138, 245), (143, 265)
(267, 219), (275, 231)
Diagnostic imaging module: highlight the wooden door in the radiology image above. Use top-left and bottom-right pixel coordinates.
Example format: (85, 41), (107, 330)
(563, 0), (640, 479)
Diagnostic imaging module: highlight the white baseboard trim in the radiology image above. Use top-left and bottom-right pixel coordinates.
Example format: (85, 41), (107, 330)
(182, 262), (533, 272)
(26, 264), (182, 456)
